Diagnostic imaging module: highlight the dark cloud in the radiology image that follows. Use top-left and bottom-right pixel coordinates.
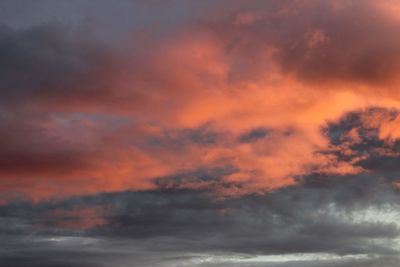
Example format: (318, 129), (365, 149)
(153, 166), (241, 192)
(145, 124), (220, 150)
(2, 171), (400, 266)
(322, 108), (400, 183)
(0, 24), (112, 106)
(238, 127), (270, 143)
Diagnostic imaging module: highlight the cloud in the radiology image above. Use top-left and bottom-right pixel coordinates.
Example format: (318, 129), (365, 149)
(2, 0), (400, 202)
(2, 172), (400, 266)
(238, 127), (270, 143)
(6, 1), (400, 266)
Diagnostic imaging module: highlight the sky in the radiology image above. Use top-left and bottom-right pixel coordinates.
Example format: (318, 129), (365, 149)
(2, 0), (400, 266)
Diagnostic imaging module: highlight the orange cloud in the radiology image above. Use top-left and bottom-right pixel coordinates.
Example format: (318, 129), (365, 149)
(3, 0), (400, 201)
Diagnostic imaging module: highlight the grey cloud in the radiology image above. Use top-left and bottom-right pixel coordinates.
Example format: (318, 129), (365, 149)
(0, 24), (112, 107)
(238, 127), (270, 143)
(2, 172), (400, 266)
(323, 108), (400, 182)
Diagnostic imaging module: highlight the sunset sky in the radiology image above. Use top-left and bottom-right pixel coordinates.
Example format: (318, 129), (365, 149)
(2, 0), (400, 266)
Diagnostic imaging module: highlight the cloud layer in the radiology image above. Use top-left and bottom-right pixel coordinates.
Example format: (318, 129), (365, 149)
(2, 0), (400, 266)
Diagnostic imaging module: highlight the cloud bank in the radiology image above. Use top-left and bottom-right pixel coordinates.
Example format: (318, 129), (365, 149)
(2, 0), (400, 266)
